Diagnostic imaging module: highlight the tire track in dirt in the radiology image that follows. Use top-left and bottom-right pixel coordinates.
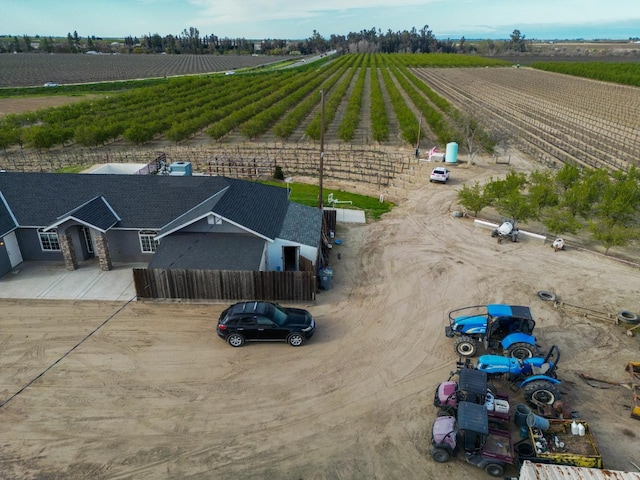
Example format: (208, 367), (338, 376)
(4, 154), (640, 477)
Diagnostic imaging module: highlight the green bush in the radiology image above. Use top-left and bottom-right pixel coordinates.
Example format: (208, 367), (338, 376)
(273, 165), (285, 180)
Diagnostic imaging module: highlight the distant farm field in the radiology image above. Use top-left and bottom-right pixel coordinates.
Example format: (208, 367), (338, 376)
(0, 53), (290, 87)
(0, 54), (510, 152)
(415, 66), (640, 171)
(1, 53), (639, 185)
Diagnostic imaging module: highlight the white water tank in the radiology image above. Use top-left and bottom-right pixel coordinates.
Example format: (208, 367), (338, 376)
(498, 222), (514, 235)
(445, 142), (458, 163)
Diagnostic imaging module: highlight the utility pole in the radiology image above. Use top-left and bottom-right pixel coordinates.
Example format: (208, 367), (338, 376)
(318, 89), (325, 209)
(415, 113), (422, 158)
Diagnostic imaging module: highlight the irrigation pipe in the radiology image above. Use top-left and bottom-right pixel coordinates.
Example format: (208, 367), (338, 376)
(472, 218), (640, 269)
(0, 229), (202, 410)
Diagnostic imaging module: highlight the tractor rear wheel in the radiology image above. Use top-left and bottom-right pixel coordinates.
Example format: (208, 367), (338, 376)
(454, 336), (477, 357)
(523, 380), (561, 405)
(507, 342), (537, 359)
(431, 447), (450, 463)
(485, 463), (504, 477)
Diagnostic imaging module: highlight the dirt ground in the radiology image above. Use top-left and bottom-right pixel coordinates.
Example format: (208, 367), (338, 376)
(0, 96), (100, 117)
(1, 151), (640, 479)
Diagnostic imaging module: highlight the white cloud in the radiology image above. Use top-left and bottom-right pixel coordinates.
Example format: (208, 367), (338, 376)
(4, 0), (640, 40)
(180, 0), (640, 40)
(187, 0), (441, 23)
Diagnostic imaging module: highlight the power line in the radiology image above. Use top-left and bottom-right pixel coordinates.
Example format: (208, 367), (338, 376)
(0, 295), (136, 410)
(0, 229), (214, 409)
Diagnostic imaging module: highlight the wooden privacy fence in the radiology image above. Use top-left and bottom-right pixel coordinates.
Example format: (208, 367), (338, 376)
(133, 268), (317, 302)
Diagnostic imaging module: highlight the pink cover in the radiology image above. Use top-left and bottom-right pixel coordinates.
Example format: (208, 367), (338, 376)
(437, 381), (458, 405)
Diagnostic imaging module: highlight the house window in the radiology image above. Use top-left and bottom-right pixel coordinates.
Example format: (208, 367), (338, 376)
(38, 228), (61, 251)
(208, 215), (223, 225)
(139, 230), (159, 253)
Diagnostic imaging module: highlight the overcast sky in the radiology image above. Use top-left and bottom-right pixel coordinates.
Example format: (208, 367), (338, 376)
(4, 0), (639, 40)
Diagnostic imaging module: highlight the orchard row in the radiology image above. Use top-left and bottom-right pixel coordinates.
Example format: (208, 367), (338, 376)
(0, 53), (510, 151)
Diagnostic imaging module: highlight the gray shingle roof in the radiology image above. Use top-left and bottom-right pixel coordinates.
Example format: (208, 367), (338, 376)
(0, 172), (290, 240)
(0, 191), (17, 237)
(48, 196), (120, 232)
(215, 178), (290, 240)
(279, 202), (323, 247)
(156, 190), (226, 238)
(148, 233), (265, 270)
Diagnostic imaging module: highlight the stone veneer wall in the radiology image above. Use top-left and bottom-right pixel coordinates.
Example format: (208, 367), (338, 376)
(59, 231), (77, 271)
(94, 233), (112, 271)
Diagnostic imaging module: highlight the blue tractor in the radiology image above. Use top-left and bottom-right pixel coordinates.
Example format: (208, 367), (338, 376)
(475, 345), (562, 406)
(445, 304), (539, 359)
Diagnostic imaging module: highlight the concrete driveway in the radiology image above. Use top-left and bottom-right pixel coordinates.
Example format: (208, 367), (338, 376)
(0, 260), (147, 301)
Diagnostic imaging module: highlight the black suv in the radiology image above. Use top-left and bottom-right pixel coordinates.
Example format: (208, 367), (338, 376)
(217, 301), (316, 347)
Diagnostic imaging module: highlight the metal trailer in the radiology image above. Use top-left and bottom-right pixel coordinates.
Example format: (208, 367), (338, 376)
(518, 460), (640, 480)
(524, 419), (602, 469)
(431, 401), (515, 477)
(626, 362), (640, 420)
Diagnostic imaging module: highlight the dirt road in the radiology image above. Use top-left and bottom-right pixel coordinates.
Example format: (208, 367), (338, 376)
(1, 153), (639, 479)
(0, 96), (100, 117)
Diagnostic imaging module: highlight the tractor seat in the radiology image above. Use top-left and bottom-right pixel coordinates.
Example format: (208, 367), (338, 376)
(531, 363), (550, 375)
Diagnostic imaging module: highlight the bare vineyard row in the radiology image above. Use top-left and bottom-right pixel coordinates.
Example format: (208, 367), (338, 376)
(413, 67), (640, 172)
(0, 143), (414, 189)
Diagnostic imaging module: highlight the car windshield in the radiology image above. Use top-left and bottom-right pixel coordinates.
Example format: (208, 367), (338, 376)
(269, 304), (288, 325)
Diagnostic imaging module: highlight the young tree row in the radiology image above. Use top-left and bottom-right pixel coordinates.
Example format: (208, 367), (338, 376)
(0, 53), (503, 152)
(271, 55), (355, 140)
(457, 164), (640, 253)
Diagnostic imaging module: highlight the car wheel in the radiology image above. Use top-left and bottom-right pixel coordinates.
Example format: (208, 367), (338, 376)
(227, 333), (245, 347)
(454, 336), (477, 356)
(523, 380), (561, 405)
(507, 342), (537, 359)
(287, 333), (305, 347)
(485, 463), (504, 477)
(431, 447), (450, 463)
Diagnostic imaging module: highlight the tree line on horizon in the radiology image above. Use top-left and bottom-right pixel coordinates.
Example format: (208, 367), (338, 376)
(0, 26), (530, 56)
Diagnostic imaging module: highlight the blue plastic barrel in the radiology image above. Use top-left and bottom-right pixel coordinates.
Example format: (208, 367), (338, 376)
(526, 413), (550, 431)
(514, 404), (531, 427)
(318, 268), (333, 290)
